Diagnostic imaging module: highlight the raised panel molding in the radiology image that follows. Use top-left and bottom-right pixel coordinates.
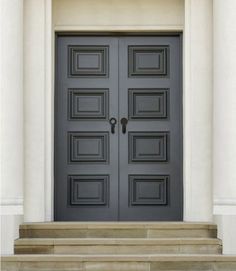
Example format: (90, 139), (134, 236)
(128, 46), (169, 77)
(128, 89), (169, 119)
(68, 46), (109, 77)
(69, 175), (109, 206)
(129, 132), (169, 163)
(68, 132), (109, 163)
(129, 175), (168, 205)
(68, 89), (109, 120)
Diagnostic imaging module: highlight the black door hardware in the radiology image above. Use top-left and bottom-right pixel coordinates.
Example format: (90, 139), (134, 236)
(120, 118), (128, 134)
(109, 117), (117, 134)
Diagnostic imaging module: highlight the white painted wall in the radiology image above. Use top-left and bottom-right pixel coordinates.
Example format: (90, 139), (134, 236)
(24, 0), (53, 222)
(49, 0), (185, 221)
(0, 0), (24, 214)
(213, 0), (236, 214)
(24, 0), (46, 222)
(0, 0), (24, 254)
(52, 0), (214, 223)
(1, 0), (236, 255)
(1, 216), (23, 254)
(215, 215), (236, 254)
(213, 0), (236, 254)
(183, 0), (213, 222)
(22, 0), (186, 225)
(53, 0), (184, 31)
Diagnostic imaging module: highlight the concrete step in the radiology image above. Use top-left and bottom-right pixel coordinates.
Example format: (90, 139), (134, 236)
(14, 238), (222, 255)
(2, 254), (236, 271)
(19, 222), (217, 238)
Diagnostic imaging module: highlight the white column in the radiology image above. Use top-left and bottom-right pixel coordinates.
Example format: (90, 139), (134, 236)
(24, 0), (52, 222)
(184, 0), (213, 221)
(213, 0), (236, 213)
(0, 0), (24, 254)
(213, 0), (236, 253)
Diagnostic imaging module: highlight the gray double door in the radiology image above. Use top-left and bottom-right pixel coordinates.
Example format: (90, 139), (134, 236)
(55, 35), (182, 221)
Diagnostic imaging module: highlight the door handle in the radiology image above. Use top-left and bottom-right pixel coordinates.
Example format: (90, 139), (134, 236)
(109, 117), (117, 134)
(120, 118), (128, 134)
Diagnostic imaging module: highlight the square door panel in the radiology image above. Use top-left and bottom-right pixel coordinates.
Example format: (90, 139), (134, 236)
(129, 175), (168, 205)
(129, 132), (168, 163)
(68, 132), (109, 163)
(68, 89), (109, 120)
(68, 46), (109, 77)
(69, 175), (109, 206)
(128, 46), (169, 77)
(128, 89), (168, 119)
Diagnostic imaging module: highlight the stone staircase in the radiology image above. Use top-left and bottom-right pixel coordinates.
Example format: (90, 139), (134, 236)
(2, 222), (236, 270)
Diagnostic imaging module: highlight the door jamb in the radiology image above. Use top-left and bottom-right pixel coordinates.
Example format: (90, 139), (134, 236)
(52, 32), (183, 221)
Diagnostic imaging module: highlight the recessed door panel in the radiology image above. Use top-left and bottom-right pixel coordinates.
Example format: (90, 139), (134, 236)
(128, 89), (168, 119)
(129, 132), (168, 163)
(129, 175), (168, 206)
(55, 35), (182, 221)
(69, 175), (109, 206)
(68, 89), (109, 120)
(68, 45), (109, 77)
(128, 46), (169, 77)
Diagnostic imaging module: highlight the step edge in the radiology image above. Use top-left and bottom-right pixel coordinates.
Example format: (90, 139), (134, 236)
(2, 254), (236, 262)
(19, 222), (217, 230)
(14, 238), (222, 246)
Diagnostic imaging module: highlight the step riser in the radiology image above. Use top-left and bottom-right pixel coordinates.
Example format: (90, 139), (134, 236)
(19, 229), (217, 239)
(14, 244), (222, 255)
(2, 261), (236, 271)
(4, 223), (235, 271)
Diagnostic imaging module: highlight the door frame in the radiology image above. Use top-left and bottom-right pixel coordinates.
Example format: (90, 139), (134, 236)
(54, 34), (183, 221)
(53, 32), (183, 221)
(23, 1), (214, 223)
